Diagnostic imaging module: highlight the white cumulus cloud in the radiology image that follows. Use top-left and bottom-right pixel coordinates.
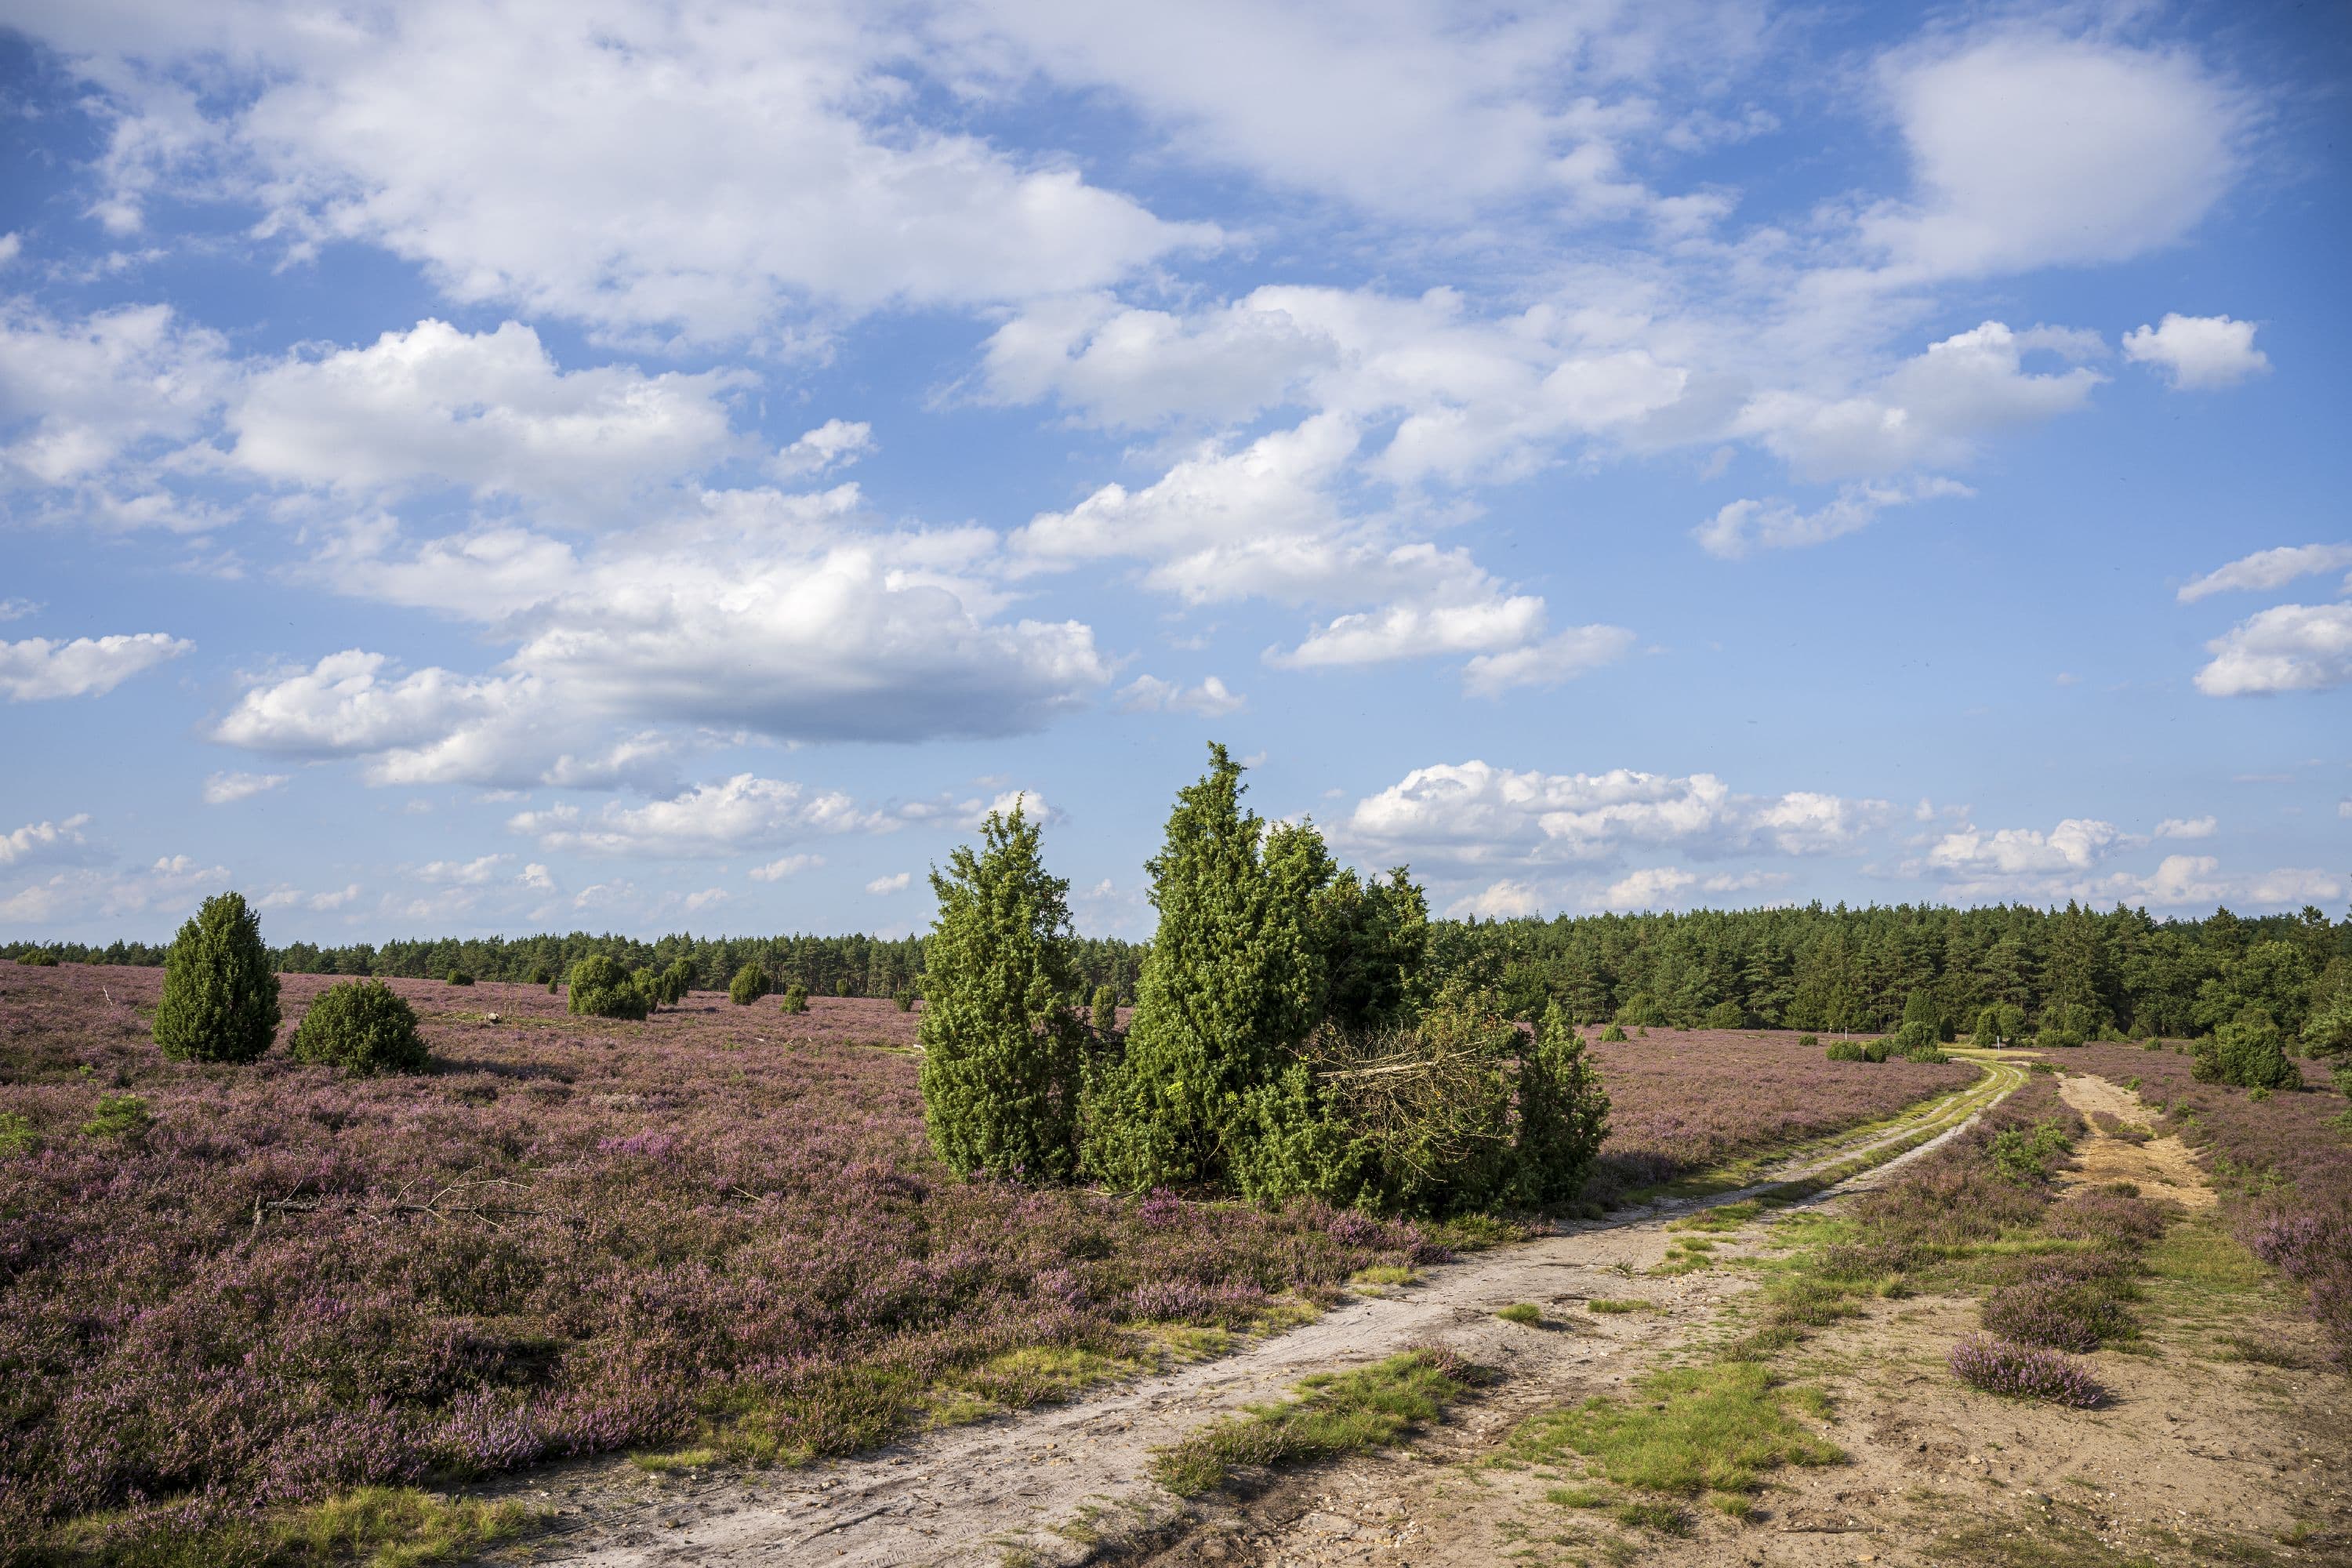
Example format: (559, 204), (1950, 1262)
(1, 633), (191, 701)
(2194, 604), (2352, 696)
(2123, 314), (2269, 390)
(2176, 543), (2352, 603)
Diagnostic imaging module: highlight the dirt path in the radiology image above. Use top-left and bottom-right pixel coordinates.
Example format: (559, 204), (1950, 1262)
(499, 1063), (2022, 1567)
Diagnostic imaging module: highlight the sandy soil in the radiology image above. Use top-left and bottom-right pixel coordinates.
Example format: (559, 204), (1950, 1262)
(488, 1069), (2016, 1567)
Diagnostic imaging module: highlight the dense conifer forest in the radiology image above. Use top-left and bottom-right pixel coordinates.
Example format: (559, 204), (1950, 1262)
(12, 899), (2343, 1039)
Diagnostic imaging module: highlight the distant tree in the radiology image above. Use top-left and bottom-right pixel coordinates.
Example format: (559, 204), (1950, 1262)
(445, 969), (474, 986)
(728, 964), (771, 1006)
(919, 801), (1088, 1179)
(154, 892), (281, 1063)
(527, 965), (554, 986)
(779, 982), (810, 1014)
(568, 955), (650, 1021)
(1901, 988), (1947, 1041)
(291, 981), (428, 1076)
(1089, 982), (1119, 1042)
(893, 986), (917, 1013)
(1515, 1002), (1610, 1204)
(1701, 1000), (1747, 1031)
(1599, 1023), (1628, 1044)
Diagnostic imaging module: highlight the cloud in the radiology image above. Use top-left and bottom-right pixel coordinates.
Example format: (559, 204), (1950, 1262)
(748, 853), (822, 883)
(1, 815), (96, 869)
(1461, 626), (1639, 696)
(201, 771), (289, 805)
(1695, 477), (1973, 558)
(510, 774), (887, 857)
(1117, 673), (1247, 718)
(1925, 818), (2129, 877)
(257, 881), (362, 912)
(1598, 866), (1697, 910)
(0, 300), (229, 489)
(410, 854), (513, 885)
(2176, 543), (2352, 603)
(865, 870), (912, 895)
(0, 599), (42, 622)
(2153, 815), (2216, 840)
(2194, 604), (2352, 696)
(1863, 34), (2244, 278)
(1447, 878), (1545, 920)
(34, 3), (1215, 342)
(1343, 760), (1893, 872)
(0, 633), (191, 701)
(0, 854), (228, 927)
(2123, 855), (2339, 912)
(771, 419), (873, 477)
(226, 319), (749, 507)
(2123, 314), (2268, 390)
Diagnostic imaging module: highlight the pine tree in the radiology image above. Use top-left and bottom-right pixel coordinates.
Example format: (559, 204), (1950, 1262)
(1513, 1001), (1610, 1203)
(1090, 983), (1119, 1042)
(1083, 744), (1327, 1189)
(918, 800), (1087, 1178)
(153, 891), (281, 1062)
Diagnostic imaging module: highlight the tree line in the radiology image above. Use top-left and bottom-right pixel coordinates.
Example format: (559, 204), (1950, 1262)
(9, 884), (2343, 1044)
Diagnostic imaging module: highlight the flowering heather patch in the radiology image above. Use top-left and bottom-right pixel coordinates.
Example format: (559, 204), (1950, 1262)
(1839, 1076), (2083, 1262)
(1579, 1029), (1973, 1199)
(1980, 1271), (2132, 1353)
(2074, 1042), (2352, 1374)
(1947, 1334), (2107, 1407)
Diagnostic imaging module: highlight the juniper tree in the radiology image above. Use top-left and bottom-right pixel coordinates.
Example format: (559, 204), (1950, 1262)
(153, 891), (281, 1063)
(918, 801), (1087, 1178)
(1083, 744), (1327, 1190)
(1515, 1001), (1610, 1204)
(290, 981), (428, 1076)
(728, 964), (771, 1006)
(568, 954), (650, 1020)
(1089, 983), (1119, 1042)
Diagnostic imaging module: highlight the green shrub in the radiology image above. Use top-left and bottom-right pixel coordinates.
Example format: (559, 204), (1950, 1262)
(546, 977), (561, 995)
(661, 959), (694, 1004)
(1902, 1043), (1949, 1065)
(1700, 1000), (1747, 1030)
(918, 802), (1088, 1179)
(0, 1111), (37, 1156)
(16, 950), (58, 967)
(2192, 1012), (2299, 1091)
(1089, 982), (1119, 1041)
(728, 964), (771, 1006)
(568, 955), (650, 1021)
(1860, 1040), (1889, 1062)
(1990, 1121), (2073, 1183)
(1514, 1001), (1610, 1205)
(779, 982), (810, 1014)
(1973, 1002), (2026, 1048)
(893, 987), (916, 1013)
(1900, 988), (1949, 1042)
(153, 891), (281, 1063)
(291, 981), (429, 1076)
(1796, 1033), (1818, 1048)
(527, 965), (554, 986)
(1599, 1023), (1628, 1044)
(82, 1093), (152, 1140)
(1824, 1040), (1865, 1062)
(445, 969), (474, 986)
(1891, 1019), (1936, 1055)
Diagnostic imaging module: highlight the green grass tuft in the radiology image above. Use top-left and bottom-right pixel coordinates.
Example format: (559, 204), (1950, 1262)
(1503, 1361), (1842, 1498)
(1497, 1302), (1545, 1326)
(1152, 1348), (1481, 1497)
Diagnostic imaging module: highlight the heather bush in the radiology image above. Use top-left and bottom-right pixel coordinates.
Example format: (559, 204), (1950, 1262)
(1947, 1334), (2104, 1406)
(780, 982), (811, 1014)
(567, 953), (650, 1021)
(1980, 1271), (2132, 1352)
(918, 801), (1088, 1180)
(153, 891), (281, 1064)
(728, 963), (771, 1006)
(2193, 1011), (2300, 1091)
(1824, 1040), (1865, 1062)
(289, 981), (428, 1076)
(446, 969), (474, 986)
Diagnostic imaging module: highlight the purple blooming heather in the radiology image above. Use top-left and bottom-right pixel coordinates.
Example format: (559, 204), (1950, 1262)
(1947, 1334), (2107, 1407)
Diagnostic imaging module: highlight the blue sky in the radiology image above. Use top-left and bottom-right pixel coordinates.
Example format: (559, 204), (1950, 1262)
(2, 0), (2347, 943)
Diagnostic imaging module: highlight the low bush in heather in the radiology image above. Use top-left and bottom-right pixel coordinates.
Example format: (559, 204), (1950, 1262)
(1599, 1023), (1628, 1043)
(289, 980), (429, 1076)
(1980, 1271), (2132, 1353)
(446, 969), (474, 986)
(1824, 1040), (1864, 1062)
(2191, 1013), (2299, 1091)
(728, 963), (771, 1006)
(567, 953), (650, 1021)
(16, 950), (59, 966)
(780, 982), (811, 1014)
(1947, 1334), (2105, 1406)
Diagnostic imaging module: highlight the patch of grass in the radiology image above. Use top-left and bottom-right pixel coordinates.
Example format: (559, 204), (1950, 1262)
(1349, 1264), (1418, 1290)
(1544, 1484), (1611, 1508)
(57, 1486), (545, 1568)
(1136, 1323), (1236, 1363)
(1670, 1200), (1762, 1232)
(1502, 1361), (1841, 1499)
(628, 1446), (718, 1472)
(1611, 1500), (1693, 1534)
(957, 1345), (1141, 1407)
(1428, 1212), (1531, 1250)
(1497, 1302), (1545, 1326)
(1586, 1298), (1647, 1314)
(1152, 1348), (1483, 1497)
(2145, 1215), (2268, 1294)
